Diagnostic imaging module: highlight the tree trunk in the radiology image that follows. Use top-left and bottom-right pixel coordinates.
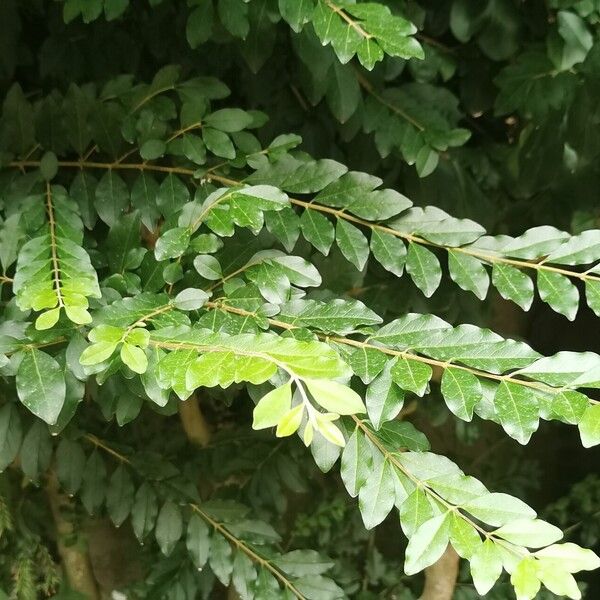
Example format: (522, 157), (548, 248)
(46, 472), (100, 600)
(420, 546), (459, 600)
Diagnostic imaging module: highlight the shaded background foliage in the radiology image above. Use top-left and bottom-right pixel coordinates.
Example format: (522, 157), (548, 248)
(0, 0), (600, 599)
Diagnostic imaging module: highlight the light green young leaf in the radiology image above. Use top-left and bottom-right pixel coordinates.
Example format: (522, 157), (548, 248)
(305, 379), (366, 415)
(80, 341), (118, 365)
(276, 404), (304, 437)
(252, 382), (292, 430)
(314, 415), (345, 447)
(120, 343), (148, 374)
(511, 557), (541, 600)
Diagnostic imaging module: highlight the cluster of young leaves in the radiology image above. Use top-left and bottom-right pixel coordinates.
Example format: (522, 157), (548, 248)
(1, 59), (600, 600)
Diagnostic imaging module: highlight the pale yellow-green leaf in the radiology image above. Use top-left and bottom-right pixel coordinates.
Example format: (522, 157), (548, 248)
(252, 382), (292, 430)
(305, 379), (366, 415)
(276, 404), (304, 437)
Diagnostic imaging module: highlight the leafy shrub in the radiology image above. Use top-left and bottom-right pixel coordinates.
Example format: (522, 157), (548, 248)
(0, 1), (600, 599)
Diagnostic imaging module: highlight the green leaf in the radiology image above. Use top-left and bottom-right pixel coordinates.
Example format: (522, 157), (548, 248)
(187, 513), (211, 568)
(40, 151), (58, 180)
(56, 438), (86, 494)
(300, 210), (335, 256)
(279, 298), (381, 335)
(404, 513), (451, 575)
(358, 455), (396, 529)
(294, 575), (345, 600)
(537, 271), (579, 321)
(470, 539), (503, 595)
(370, 230), (407, 277)
(340, 428), (372, 497)
(186, 0), (214, 47)
(305, 379), (366, 415)
(585, 279), (600, 318)
(492, 263), (534, 311)
(120, 343), (148, 374)
(440, 368), (482, 421)
(95, 171), (129, 227)
(20, 421), (52, 483)
(16, 349), (66, 425)
(463, 492), (536, 527)
(265, 207), (300, 252)
(81, 451), (107, 515)
(140, 139), (166, 160)
(132, 483), (158, 542)
(278, 0), (314, 33)
(533, 542), (600, 573)
(156, 174), (190, 216)
(154, 227), (191, 261)
(203, 127), (235, 159)
(252, 382), (292, 430)
(400, 488), (434, 537)
(406, 243), (441, 297)
(495, 519), (563, 548)
(578, 404), (600, 448)
(449, 514), (482, 559)
(155, 501), (183, 556)
(106, 464), (135, 527)
(273, 550), (334, 577)
(80, 341), (118, 365)
(448, 250), (489, 300)
(173, 288), (210, 311)
(0, 404), (22, 472)
(209, 532), (233, 585)
(348, 345), (388, 385)
(205, 108), (253, 132)
(390, 358), (432, 397)
(546, 230), (600, 265)
(335, 220), (369, 271)
(494, 381), (540, 444)
(366, 361), (405, 429)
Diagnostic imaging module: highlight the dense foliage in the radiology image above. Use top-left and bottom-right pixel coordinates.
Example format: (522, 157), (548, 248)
(1, 1), (600, 599)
